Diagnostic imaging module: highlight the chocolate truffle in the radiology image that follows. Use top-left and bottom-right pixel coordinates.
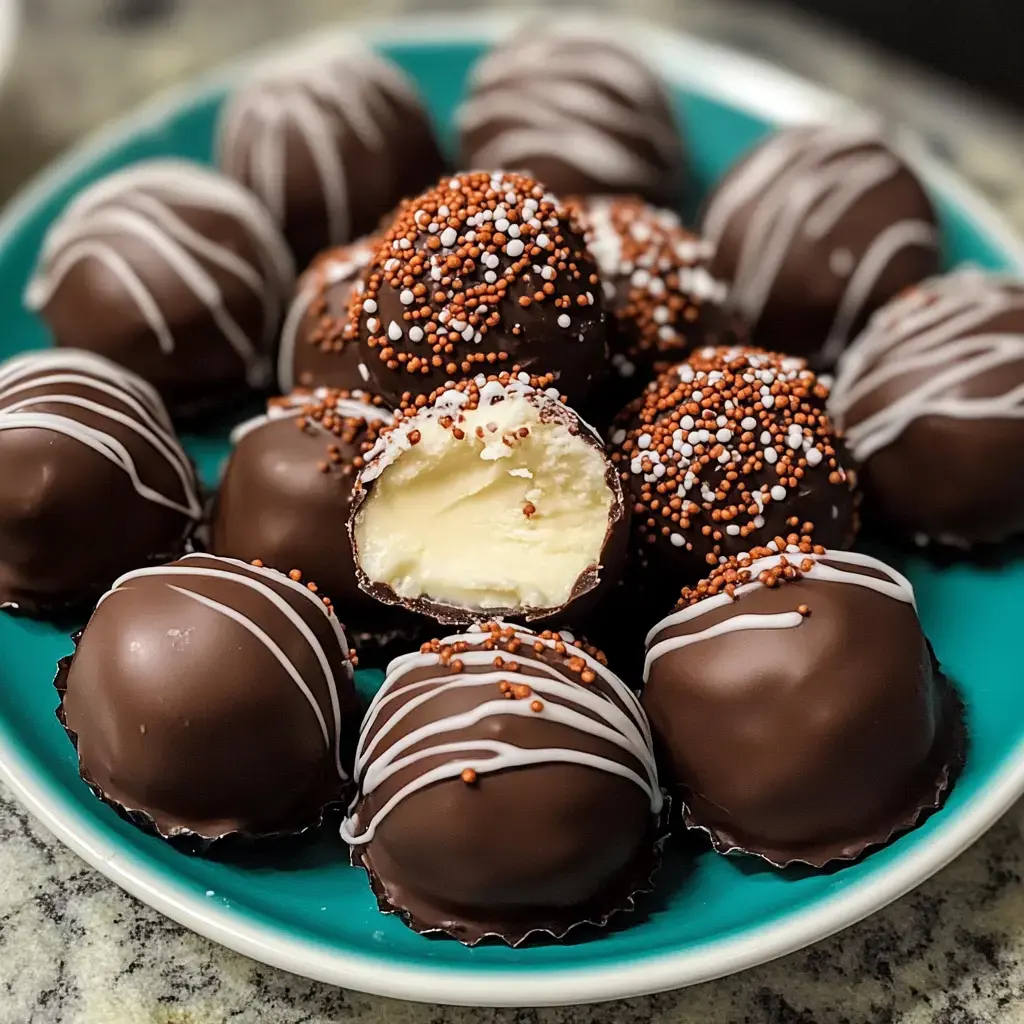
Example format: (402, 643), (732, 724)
(277, 239), (376, 393)
(59, 554), (360, 842)
(350, 371), (628, 624)
(341, 621), (662, 944)
(609, 347), (859, 601)
(457, 22), (685, 207)
(642, 549), (964, 867)
(25, 160), (295, 420)
(0, 350), (202, 618)
(830, 270), (1024, 546)
(217, 37), (445, 267)
(577, 195), (739, 409)
(351, 171), (608, 409)
(701, 123), (940, 367)
(213, 388), (412, 650)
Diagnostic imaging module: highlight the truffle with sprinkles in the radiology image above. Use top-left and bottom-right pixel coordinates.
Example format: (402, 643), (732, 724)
(351, 171), (607, 409)
(575, 195), (742, 410)
(341, 621), (663, 944)
(609, 347), (859, 598)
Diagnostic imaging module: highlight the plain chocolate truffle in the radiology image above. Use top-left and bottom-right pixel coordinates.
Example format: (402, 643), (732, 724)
(59, 554), (360, 842)
(0, 350), (202, 618)
(341, 621), (662, 944)
(643, 549), (963, 866)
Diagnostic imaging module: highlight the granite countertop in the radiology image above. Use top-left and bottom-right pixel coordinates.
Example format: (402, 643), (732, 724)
(3, 2), (1024, 1022)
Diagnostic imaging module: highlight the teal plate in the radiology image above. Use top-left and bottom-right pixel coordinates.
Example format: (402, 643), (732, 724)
(1, 13), (1024, 1008)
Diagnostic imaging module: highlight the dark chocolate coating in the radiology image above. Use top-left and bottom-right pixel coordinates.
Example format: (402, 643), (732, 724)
(458, 28), (685, 207)
(211, 397), (417, 651)
(345, 627), (659, 943)
(0, 351), (200, 618)
(830, 272), (1024, 546)
(217, 45), (445, 267)
(353, 172), (608, 410)
(60, 554), (359, 841)
(26, 161), (294, 421)
(643, 556), (962, 865)
(278, 242), (376, 393)
(700, 124), (940, 367)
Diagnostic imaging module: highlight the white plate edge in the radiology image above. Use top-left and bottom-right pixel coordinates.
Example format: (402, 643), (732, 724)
(0, 9), (1023, 1007)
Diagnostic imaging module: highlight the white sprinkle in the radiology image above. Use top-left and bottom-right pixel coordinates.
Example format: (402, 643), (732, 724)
(717, 451), (730, 464)
(398, 238), (411, 250)
(537, 233), (550, 248)
(653, 306), (671, 325)
(670, 534), (685, 548)
(409, 326), (424, 343)
(637, 433), (652, 450)
(611, 428), (627, 445)
(358, 362), (370, 382)
(741, 417), (756, 431)
(680, 415), (695, 430)
(366, 318), (379, 334)
(540, 265), (556, 280)
(400, 289), (414, 305)
(726, 524), (740, 536)
(763, 447), (778, 465)
(652, 463), (666, 478)
(485, 271), (497, 284)
(205, 890), (215, 897)
(754, 515), (765, 529)
(388, 321), (403, 341)
(716, 428), (732, 443)
(430, 266), (443, 281)
(760, 430), (772, 446)
(384, 258), (400, 272)
(762, 394), (775, 408)
(680, 443), (693, 458)
(495, 218), (510, 233)
(558, 314), (571, 329)
(437, 204), (450, 218)
(363, 299), (378, 314)
(806, 447), (823, 467)
(440, 227), (458, 248)
(770, 485), (787, 501)
(508, 224), (521, 238)
(506, 239), (525, 258)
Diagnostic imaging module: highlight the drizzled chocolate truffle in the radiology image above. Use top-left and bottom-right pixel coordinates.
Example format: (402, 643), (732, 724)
(217, 38), (444, 267)
(577, 195), (739, 409)
(351, 171), (607, 409)
(58, 554), (360, 843)
(830, 271), (1024, 547)
(277, 239), (377, 393)
(0, 350), (202, 618)
(609, 348), (859, 602)
(341, 622), (662, 944)
(25, 161), (295, 420)
(350, 371), (628, 624)
(643, 549), (964, 867)
(458, 22), (685, 206)
(701, 124), (939, 366)
(213, 388), (412, 651)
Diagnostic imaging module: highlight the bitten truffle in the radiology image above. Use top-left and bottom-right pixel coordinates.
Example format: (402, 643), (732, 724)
(609, 347), (859, 601)
(277, 239), (377, 393)
(0, 350), (202, 618)
(701, 123), (939, 367)
(830, 270), (1024, 547)
(341, 621), (662, 944)
(213, 388), (414, 652)
(350, 371), (628, 624)
(458, 21), (685, 206)
(351, 171), (608, 409)
(25, 160), (295, 420)
(642, 549), (964, 867)
(577, 195), (738, 410)
(217, 37), (445, 267)
(58, 554), (360, 843)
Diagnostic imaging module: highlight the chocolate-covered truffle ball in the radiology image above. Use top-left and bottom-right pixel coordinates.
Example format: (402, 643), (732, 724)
(701, 124), (940, 367)
(25, 160), (295, 420)
(457, 22), (685, 206)
(213, 388), (414, 651)
(0, 350), (202, 618)
(217, 38), (445, 267)
(351, 171), (608, 409)
(59, 554), (360, 842)
(278, 239), (377, 393)
(642, 549), (964, 867)
(350, 371), (628, 624)
(609, 347), (859, 602)
(578, 195), (740, 410)
(830, 271), (1024, 547)
(341, 621), (662, 944)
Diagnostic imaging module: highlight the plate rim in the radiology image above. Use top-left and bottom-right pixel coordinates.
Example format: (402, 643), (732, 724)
(2, 10), (1024, 1008)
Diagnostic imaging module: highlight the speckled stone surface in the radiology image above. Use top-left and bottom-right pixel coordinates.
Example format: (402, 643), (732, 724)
(2, 2), (1024, 1021)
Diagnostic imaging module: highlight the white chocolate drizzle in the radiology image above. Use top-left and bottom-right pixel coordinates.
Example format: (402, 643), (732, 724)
(341, 624), (660, 846)
(230, 387), (394, 445)
(458, 23), (680, 190)
(217, 37), (422, 247)
(643, 549), (915, 682)
(830, 270), (1024, 461)
(0, 349), (202, 523)
(99, 554), (352, 780)
(25, 161), (295, 388)
(277, 241), (376, 392)
(701, 124), (938, 355)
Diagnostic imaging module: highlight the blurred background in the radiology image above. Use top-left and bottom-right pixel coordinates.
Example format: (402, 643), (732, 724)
(0, 0), (1022, 224)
